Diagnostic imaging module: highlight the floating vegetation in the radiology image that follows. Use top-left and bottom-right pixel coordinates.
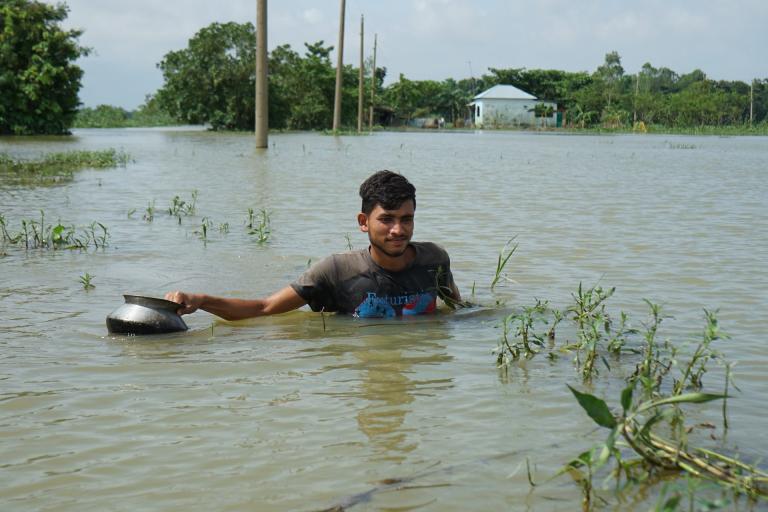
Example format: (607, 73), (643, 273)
(0, 149), (130, 184)
(0, 211), (109, 250)
(247, 207), (271, 243)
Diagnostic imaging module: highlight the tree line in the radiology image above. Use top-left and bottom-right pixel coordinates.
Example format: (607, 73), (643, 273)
(2, 3), (766, 135)
(149, 24), (768, 131)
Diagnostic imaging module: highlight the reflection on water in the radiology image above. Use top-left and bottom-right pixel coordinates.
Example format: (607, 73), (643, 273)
(304, 326), (454, 462)
(1, 129), (767, 510)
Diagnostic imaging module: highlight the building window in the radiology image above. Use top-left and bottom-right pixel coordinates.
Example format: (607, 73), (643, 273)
(476, 105), (481, 117)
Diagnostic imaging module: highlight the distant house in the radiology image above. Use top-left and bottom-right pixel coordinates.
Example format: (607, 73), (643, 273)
(468, 85), (558, 128)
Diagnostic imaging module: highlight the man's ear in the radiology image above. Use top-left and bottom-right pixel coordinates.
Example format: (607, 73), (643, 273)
(357, 212), (369, 232)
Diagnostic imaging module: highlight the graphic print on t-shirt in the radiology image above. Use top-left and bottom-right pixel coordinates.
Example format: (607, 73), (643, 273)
(354, 291), (437, 318)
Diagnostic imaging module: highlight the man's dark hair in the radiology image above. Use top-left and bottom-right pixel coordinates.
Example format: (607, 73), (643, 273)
(359, 170), (416, 214)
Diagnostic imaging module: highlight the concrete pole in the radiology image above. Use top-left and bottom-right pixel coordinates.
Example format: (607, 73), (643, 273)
(369, 33), (377, 130)
(332, 0), (346, 132)
(357, 15), (364, 133)
(255, 0), (268, 148)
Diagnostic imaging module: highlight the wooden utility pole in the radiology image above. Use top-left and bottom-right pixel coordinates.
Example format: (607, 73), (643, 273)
(633, 73), (639, 125)
(357, 15), (364, 133)
(255, 0), (268, 148)
(332, 0), (346, 132)
(369, 33), (377, 130)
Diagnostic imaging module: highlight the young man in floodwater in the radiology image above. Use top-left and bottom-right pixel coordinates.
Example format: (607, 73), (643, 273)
(165, 170), (461, 319)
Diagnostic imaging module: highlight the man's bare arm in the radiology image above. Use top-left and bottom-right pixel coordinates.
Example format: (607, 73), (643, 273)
(164, 286), (307, 321)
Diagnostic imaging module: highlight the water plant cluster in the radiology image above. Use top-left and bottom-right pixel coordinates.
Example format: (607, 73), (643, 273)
(134, 191), (272, 245)
(0, 211), (109, 250)
(492, 282), (767, 509)
(0, 149), (129, 184)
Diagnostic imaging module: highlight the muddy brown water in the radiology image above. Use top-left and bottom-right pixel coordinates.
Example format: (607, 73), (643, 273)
(1, 128), (767, 510)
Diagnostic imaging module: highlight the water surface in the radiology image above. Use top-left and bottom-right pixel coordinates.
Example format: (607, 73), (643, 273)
(1, 129), (767, 510)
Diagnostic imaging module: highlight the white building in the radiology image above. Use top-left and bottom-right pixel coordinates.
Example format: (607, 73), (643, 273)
(469, 84), (558, 128)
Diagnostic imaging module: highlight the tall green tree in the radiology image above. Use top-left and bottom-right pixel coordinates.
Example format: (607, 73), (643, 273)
(0, 0), (89, 135)
(156, 22), (256, 130)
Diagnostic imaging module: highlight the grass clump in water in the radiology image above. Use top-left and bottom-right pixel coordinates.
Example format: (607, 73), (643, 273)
(0, 211), (109, 250)
(0, 149), (130, 184)
(496, 284), (767, 507)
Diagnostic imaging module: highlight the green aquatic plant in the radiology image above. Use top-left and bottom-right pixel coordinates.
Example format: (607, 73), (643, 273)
(0, 149), (129, 184)
(168, 190), (198, 218)
(0, 211), (109, 251)
(495, 300), (550, 367)
(552, 309), (767, 508)
(490, 236), (518, 291)
(143, 200), (156, 222)
(79, 272), (95, 290)
(247, 208), (271, 243)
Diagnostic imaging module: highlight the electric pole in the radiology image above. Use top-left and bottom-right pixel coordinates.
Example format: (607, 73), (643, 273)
(255, 0), (268, 148)
(357, 15), (364, 133)
(369, 34), (377, 130)
(332, 0), (346, 132)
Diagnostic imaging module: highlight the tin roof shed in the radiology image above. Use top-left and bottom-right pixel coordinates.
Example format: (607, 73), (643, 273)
(472, 84), (537, 101)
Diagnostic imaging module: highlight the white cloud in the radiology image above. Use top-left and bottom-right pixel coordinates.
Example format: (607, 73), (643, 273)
(302, 8), (323, 25)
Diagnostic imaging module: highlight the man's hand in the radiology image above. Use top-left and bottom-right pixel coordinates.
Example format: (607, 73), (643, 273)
(164, 291), (203, 316)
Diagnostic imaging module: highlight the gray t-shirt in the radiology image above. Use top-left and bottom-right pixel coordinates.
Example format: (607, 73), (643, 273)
(290, 241), (456, 318)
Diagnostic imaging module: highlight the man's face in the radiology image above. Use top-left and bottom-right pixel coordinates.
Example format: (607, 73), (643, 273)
(358, 200), (415, 258)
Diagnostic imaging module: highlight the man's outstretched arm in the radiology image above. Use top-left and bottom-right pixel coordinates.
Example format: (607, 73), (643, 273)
(164, 286), (307, 321)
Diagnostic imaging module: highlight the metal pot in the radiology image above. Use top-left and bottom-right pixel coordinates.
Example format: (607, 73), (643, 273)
(106, 295), (188, 335)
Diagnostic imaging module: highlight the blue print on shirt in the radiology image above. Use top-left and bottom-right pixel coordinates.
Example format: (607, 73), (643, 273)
(354, 291), (437, 318)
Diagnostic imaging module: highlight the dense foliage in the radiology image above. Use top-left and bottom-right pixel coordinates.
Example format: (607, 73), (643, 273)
(381, 52), (767, 129)
(155, 22), (256, 130)
(154, 22), (368, 131)
(152, 22), (765, 131)
(0, 0), (89, 135)
(74, 96), (177, 128)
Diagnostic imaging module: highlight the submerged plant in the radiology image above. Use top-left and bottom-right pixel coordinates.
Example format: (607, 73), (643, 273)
(143, 200), (156, 222)
(0, 149), (130, 184)
(554, 309), (767, 508)
(1, 212), (109, 251)
(79, 272), (95, 290)
(495, 300), (550, 367)
(168, 189), (198, 219)
(247, 208), (271, 243)
(490, 236), (518, 291)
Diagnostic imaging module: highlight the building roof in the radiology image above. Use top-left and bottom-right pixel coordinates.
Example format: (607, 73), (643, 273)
(473, 84), (537, 101)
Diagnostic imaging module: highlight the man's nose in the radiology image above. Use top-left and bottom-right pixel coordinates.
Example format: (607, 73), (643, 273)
(390, 221), (404, 235)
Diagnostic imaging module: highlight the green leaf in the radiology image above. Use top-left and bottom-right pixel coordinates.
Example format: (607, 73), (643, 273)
(567, 384), (617, 429)
(621, 384), (634, 414)
(640, 393), (726, 412)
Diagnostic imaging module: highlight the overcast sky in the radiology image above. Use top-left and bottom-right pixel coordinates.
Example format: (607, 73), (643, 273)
(49, 0), (768, 109)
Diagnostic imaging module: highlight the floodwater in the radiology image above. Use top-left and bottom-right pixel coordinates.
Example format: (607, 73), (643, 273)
(1, 128), (767, 511)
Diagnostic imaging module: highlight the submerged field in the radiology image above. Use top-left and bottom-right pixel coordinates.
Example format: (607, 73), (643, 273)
(1, 128), (766, 510)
